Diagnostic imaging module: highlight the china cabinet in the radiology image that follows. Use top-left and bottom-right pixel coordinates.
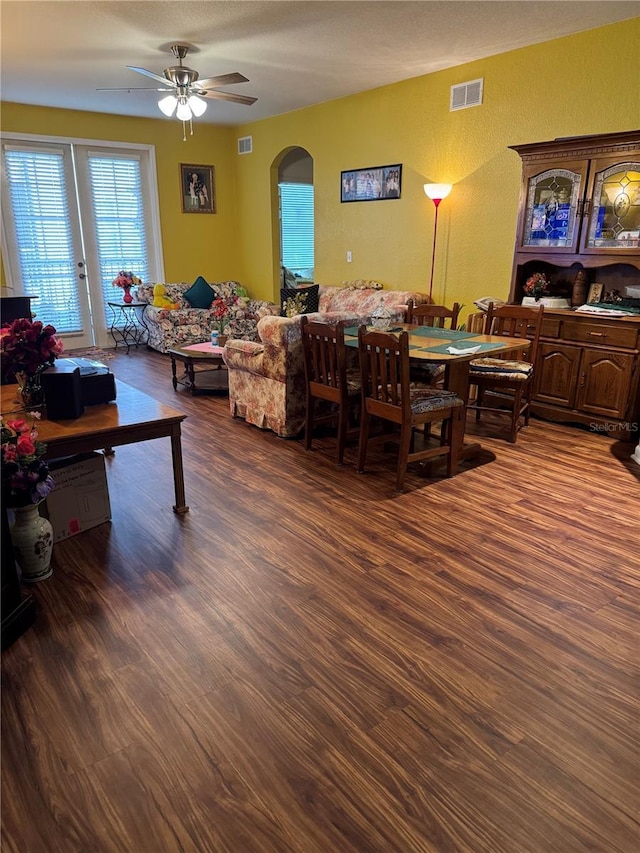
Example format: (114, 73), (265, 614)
(507, 131), (640, 439)
(509, 130), (640, 303)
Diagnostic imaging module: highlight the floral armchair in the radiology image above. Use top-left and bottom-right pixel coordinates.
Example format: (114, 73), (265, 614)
(135, 281), (280, 353)
(224, 285), (431, 437)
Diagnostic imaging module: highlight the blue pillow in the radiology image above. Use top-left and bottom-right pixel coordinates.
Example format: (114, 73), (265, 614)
(183, 276), (215, 309)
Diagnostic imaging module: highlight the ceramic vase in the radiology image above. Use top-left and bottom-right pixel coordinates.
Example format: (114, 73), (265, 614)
(10, 502), (54, 583)
(123, 285), (133, 304)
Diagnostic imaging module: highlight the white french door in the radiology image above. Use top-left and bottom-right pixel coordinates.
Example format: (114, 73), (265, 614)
(1, 135), (163, 348)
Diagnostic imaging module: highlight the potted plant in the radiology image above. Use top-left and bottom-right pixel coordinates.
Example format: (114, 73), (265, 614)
(211, 296), (232, 345)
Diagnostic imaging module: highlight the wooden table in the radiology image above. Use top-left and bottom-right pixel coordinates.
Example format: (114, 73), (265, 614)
(1, 379), (189, 513)
(345, 323), (531, 459)
(168, 342), (228, 395)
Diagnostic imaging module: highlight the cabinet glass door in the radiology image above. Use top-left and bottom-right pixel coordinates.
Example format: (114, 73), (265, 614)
(520, 166), (584, 252)
(585, 162), (640, 251)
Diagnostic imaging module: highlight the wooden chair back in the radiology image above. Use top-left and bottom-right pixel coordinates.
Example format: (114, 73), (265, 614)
(469, 302), (545, 443)
(405, 301), (461, 329)
(483, 302), (544, 363)
(301, 317), (359, 463)
(357, 326), (464, 490)
(357, 327), (410, 423)
(302, 317), (345, 402)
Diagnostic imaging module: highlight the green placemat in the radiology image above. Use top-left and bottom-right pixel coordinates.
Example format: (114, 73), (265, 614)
(409, 326), (476, 339)
(421, 341), (507, 354)
(344, 336), (421, 350)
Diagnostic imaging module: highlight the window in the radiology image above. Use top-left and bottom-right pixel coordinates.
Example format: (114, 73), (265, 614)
(2, 136), (162, 348)
(87, 153), (150, 307)
(3, 145), (82, 333)
(279, 182), (314, 279)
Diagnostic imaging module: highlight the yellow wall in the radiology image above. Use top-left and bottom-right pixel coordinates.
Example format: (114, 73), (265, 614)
(1, 18), (638, 310)
(234, 19), (639, 306)
(0, 106), (238, 286)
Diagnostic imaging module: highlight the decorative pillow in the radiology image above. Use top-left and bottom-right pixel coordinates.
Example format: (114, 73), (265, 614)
(183, 276), (215, 309)
(280, 284), (320, 317)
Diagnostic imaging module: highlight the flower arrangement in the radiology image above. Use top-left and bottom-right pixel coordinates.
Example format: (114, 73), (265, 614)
(112, 271), (142, 289)
(0, 318), (64, 383)
(211, 296), (237, 332)
(523, 272), (550, 300)
(1, 413), (55, 507)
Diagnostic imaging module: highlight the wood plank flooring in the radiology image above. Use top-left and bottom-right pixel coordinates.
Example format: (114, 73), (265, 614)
(2, 347), (639, 852)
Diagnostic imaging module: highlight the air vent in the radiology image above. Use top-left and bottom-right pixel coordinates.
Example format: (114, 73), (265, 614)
(237, 136), (253, 155)
(450, 78), (484, 111)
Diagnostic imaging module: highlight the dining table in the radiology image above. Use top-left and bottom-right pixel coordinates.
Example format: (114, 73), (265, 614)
(343, 322), (531, 460)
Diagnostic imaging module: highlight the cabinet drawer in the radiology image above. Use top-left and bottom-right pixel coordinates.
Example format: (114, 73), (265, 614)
(540, 318), (561, 338)
(560, 320), (639, 349)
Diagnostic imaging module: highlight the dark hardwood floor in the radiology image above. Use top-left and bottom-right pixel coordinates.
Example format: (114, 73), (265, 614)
(2, 346), (639, 852)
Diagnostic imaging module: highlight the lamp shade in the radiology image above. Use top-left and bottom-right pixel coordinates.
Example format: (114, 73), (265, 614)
(158, 95), (177, 117)
(176, 99), (192, 122)
(424, 183), (452, 202)
(188, 95), (207, 117)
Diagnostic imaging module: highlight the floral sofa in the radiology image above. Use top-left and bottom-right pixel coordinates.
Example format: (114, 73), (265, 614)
(134, 281), (280, 353)
(224, 285), (431, 437)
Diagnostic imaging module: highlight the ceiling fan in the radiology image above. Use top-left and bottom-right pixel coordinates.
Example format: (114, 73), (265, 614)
(98, 44), (257, 137)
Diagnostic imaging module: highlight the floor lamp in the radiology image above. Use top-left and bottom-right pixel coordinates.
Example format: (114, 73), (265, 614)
(424, 183), (452, 302)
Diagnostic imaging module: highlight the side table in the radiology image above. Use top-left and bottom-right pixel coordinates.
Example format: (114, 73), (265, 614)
(107, 302), (149, 353)
(168, 343), (228, 395)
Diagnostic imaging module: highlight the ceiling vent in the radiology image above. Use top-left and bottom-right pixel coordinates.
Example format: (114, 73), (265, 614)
(450, 78), (484, 111)
(237, 136), (253, 155)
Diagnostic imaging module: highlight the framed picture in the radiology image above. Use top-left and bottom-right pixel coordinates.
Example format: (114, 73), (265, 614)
(341, 164), (402, 203)
(180, 164), (215, 213)
(587, 282), (604, 304)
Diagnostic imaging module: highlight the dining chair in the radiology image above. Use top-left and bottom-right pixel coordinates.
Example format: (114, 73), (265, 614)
(301, 316), (361, 464)
(405, 300), (461, 329)
(404, 300), (461, 387)
(356, 326), (465, 492)
(467, 302), (544, 443)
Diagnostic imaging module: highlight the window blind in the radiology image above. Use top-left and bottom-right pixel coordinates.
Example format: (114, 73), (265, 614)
(3, 148), (82, 333)
(88, 154), (149, 306)
(279, 183), (314, 276)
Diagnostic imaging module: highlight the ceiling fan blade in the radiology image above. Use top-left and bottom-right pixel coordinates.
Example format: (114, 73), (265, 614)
(126, 65), (170, 86)
(198, 89), (257, 105)
(194, 72), (249, 89)
(97, 87), (174, 92)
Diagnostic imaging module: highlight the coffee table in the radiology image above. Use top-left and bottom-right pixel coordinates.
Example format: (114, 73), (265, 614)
(168, 342), (228, 395)
(1, 379), (189, 514)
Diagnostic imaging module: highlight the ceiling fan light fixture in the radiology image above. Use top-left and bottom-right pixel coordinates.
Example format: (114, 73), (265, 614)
(188, 94), (207, 117)
(176, 98), (192, 122)
(158, 94), (177, 117)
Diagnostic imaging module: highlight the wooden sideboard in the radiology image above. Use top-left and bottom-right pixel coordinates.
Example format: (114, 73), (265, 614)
(467, 308), (640, 441)
(533, 309), (640, 440)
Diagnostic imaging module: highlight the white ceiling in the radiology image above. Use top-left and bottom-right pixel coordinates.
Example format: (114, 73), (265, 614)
(1, 1), (638, 126)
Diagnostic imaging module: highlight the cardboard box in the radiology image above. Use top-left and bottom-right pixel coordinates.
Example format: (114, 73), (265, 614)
(42, 453), (111, 542)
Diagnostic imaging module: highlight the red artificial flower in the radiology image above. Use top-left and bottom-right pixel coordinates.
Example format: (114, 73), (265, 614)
(1, 412), (55, 507)
(0, 318), (63, 382)
(112, 271), (142, 288)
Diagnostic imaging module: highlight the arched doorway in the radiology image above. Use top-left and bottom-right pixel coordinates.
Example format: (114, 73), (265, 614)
(274, 147), (314, 289)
